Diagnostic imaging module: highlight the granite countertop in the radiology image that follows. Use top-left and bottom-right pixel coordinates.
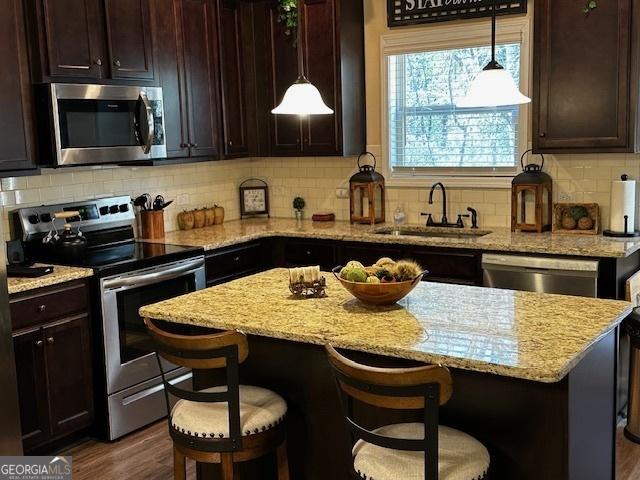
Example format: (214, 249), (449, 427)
(148, 218), (640, 258)
(139, 268), (632, 383)
(7, 264), (94, 295)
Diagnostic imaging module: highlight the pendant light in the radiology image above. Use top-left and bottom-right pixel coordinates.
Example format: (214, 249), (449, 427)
(271, 0), (333, 116)
(456, 0), (531, 108)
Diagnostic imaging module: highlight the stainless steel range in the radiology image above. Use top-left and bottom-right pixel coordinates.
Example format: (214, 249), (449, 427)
(11, 196), (205, 440)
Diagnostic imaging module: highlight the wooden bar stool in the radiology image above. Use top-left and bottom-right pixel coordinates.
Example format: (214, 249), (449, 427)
(326, 345), (489, 480)
(144, 318), (290, 480)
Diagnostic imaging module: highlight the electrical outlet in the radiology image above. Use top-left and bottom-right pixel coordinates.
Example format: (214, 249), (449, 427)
(558, 192), (574, 202)
(336, 188), (349, 198)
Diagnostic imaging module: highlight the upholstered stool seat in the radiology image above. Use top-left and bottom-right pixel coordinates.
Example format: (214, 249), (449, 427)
(171, 385), (287, 439)
(353, 423), (489, 480)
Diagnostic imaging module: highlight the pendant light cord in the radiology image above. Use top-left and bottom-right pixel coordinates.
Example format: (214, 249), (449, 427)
(297, 0), (305, 78)
(491, 0), (496, 63)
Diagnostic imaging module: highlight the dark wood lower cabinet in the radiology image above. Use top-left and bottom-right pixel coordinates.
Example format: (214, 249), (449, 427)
(10, 280), (93, 453)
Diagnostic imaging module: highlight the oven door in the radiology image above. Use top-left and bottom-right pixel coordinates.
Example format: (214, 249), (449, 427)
(100, 257), (205, 395)
(51, 83), (167, 166)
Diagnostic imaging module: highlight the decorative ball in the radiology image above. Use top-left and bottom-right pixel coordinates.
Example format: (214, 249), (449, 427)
(569, 206), (588, 221)
(562, 214), (577, 230)
(577, 216), (594, 230)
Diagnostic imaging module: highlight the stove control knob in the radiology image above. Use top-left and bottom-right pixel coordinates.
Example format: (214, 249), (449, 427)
(27, 214), (40, 225)
(109, 205), (119, 214)
(40, 213), (52, 223)
(99, 206), (109, 216)
(119, 204), (129, 213)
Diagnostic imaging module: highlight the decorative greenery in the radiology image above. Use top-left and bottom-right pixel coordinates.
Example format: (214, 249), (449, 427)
(277, 0), (298, 41)
(583, 0), (597, 14)
(293, 197), (306, 211)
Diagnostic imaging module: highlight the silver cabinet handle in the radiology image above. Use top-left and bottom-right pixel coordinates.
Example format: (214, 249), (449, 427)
(47, 337), (54, 345)
(95, 58), (103, 66)
(114, 59), (121, 67)
(37, 304), (46, 313)
(35, 340), (44, 348)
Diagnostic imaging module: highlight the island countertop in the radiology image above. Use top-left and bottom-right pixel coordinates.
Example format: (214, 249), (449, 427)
(147, 218), (640, 258)
(139, 268), (632, 383)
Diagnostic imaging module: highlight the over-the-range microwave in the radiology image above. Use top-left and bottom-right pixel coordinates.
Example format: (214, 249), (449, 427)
(36, 83), (167, 166)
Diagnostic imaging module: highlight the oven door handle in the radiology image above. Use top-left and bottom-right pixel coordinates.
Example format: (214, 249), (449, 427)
(103, 258), (204, 291)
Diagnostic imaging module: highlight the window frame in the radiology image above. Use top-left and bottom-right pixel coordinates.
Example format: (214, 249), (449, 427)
(380, 16), (531, 189)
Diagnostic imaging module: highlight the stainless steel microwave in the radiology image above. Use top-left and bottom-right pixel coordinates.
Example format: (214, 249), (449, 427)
(39, 84), (167, 166)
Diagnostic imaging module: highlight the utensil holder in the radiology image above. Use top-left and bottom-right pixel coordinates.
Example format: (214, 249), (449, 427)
(141, 210), (165, 239)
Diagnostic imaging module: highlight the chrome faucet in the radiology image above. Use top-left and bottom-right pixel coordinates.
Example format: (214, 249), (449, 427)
(428, 182), (448, 225)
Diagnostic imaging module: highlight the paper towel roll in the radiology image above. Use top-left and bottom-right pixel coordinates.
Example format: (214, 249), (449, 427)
(610, 178), (636, 233)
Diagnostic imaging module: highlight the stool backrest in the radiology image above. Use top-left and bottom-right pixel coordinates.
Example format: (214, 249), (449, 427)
(326, 344), (453, 480)
(144, 318), (249, 451)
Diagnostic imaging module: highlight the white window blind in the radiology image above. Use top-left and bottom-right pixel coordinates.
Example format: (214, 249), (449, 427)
(388, 43), (522, 173)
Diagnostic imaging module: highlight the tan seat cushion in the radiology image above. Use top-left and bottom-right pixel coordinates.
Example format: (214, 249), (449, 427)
(353, 423), (489, 480)
(170, 385), (287, 439)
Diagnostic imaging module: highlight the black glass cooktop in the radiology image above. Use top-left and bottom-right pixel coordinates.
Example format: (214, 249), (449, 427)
(33, 241), (204, 277)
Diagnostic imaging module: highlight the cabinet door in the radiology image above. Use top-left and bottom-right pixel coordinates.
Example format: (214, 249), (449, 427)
(13, 327), (49, 451)
(266, 7), (303, 155)
(104, 0), (154, 80)
(0, 0), (37, 172)
(301, 0), (340, 155)
(43, 316), (94, 438)
(41, 0), (106, 79)
(150, 0), (189, 157)
(217, 0), (250, 157)
(181, 0), (221, 158)
(533, 0), (632, 152)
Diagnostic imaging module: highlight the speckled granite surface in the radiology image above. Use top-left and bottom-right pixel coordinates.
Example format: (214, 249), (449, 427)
(147, 218), (640, 258)
(140, 268), (632, 383)
(8, 264), (93, 295)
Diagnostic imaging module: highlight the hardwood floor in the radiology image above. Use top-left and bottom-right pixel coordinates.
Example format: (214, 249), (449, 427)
(64, 422), (640, 479)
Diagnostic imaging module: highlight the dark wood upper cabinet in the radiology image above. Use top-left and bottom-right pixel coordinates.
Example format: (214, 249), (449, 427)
(217, 0), (254, 157)
(104, 0), (154, 80)
(264, 0), (365, 157)
(39, 0), (106, 79)
(181, 0), (221, 158)
(533, 0), (639, 152)
(0, 0), (37, 173)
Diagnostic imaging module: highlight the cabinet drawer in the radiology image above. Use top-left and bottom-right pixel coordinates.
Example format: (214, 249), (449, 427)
(10, 281), (88, 331)
(407, 249), (481, 284)
(284, 240), (337, 270)
(206, 243), (263, 284)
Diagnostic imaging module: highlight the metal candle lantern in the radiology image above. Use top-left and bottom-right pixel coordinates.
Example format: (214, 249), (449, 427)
(511, 149), (553, 233)
(349, 152), (385, 225)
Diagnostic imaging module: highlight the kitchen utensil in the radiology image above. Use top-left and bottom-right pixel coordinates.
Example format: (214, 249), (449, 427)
(43, 211), (88, 261)
(332, 266), (425, 306)
(134, 193), (152, 211)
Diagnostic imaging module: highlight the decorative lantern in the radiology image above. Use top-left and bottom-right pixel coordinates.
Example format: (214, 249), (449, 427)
(350, 152), (385, 225)
(511, 149), (553, 233)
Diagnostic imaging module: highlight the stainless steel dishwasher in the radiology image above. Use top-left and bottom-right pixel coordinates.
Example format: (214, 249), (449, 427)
(482, 254), (599, 297)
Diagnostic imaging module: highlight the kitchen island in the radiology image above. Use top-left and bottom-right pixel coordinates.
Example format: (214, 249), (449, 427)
(140, 269), (632, 479)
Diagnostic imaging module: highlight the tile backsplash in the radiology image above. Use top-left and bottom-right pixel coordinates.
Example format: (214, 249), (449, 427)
(0, 153), (636, 241)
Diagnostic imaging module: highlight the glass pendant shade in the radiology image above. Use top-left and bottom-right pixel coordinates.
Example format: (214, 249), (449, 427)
(457, 63), (531, 108)
(271, 76), (334, 115)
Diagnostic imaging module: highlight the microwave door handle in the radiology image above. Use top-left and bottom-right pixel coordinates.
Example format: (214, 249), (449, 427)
(138, 91), (154, 154)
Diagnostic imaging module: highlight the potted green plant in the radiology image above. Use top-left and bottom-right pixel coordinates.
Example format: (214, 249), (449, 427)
(293, 197), (305, 221)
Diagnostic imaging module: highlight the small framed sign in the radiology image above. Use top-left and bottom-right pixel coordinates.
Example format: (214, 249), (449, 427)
(239, 178), (270, 218)
(387, 0), (526, 27)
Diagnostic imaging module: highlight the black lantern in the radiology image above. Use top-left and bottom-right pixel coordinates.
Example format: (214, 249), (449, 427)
(350, 152), (385, 225)
(511, 149), (553, 233)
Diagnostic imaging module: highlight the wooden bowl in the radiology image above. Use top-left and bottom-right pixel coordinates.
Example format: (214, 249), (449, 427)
(332, 267), (426, 306)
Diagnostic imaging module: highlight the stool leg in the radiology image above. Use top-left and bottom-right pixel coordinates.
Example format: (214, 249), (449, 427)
(173, 446), (186, 480)
(276, 440), (290, 480)
(221, 453), (234, 480)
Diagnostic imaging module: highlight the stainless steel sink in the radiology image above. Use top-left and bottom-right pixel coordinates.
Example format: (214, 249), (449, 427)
(373, 227), (491, 239)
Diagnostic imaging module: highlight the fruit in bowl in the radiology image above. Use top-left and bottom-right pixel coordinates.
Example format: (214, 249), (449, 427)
(333, 258), (427, 306)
